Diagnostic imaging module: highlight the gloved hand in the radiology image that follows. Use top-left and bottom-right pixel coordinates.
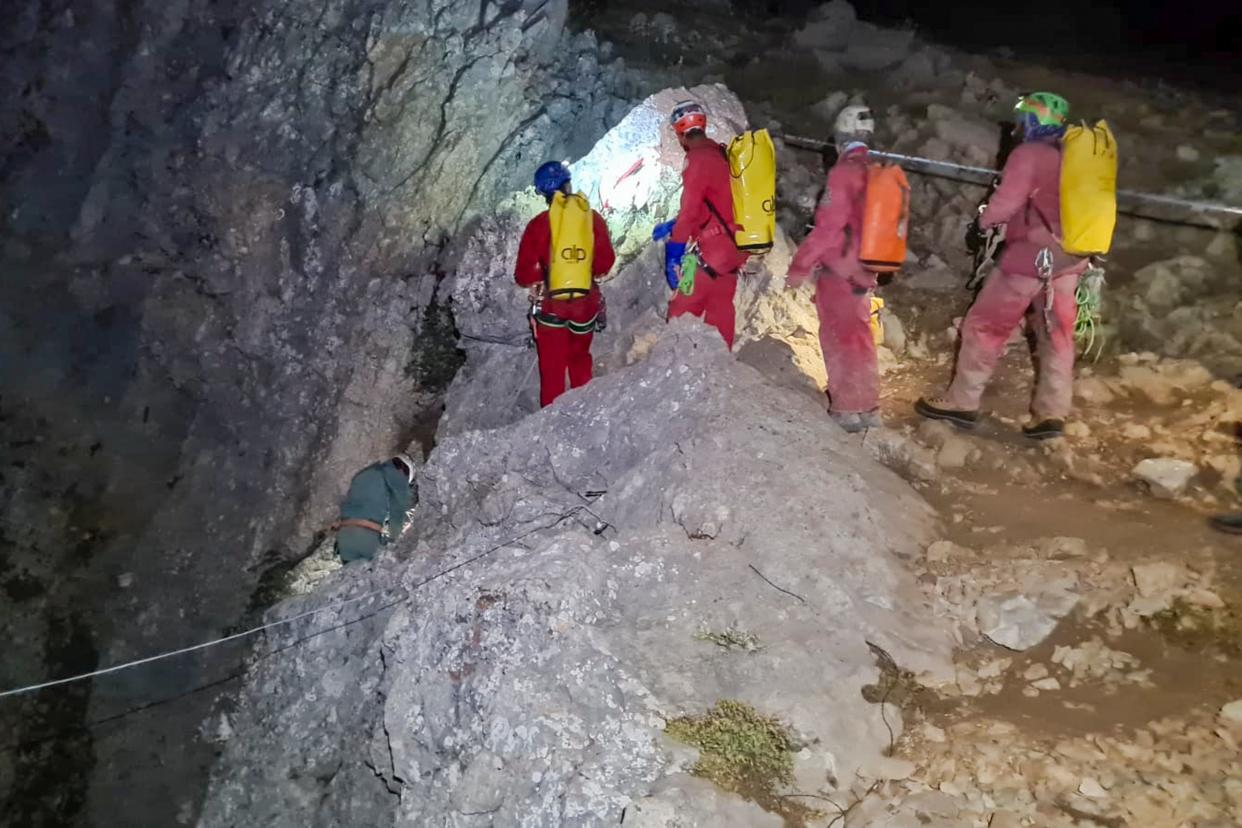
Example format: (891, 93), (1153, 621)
(664, 241), (686, 290)
(652, 219), (676, 242)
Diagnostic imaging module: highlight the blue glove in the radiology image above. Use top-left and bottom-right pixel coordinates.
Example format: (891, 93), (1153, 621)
(652, 219), (676, 242)
(664, 241), (686, 290)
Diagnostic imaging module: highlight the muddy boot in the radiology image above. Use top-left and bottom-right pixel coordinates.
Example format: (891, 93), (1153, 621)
(1209, 513), (1242, 535)
(830, 411), (866, 433)
(914, 397), (978, 429)
(1022, 418), (1064, 440)
(859, 410), (883, 430)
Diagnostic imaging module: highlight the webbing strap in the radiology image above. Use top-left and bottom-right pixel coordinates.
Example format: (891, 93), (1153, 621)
(534, 311), (597, 334)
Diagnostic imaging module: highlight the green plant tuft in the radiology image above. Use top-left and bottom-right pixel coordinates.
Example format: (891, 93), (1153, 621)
(693, 625), (762, 652)
(666, 699), (794, 796)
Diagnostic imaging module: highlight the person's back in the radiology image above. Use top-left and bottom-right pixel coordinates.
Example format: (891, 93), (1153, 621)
(980, 139), (1075, 276)
(516, 208), (613, 325)
(515, 161), (616, 407)
(784, 105), (884, 431)
(788, 144), (870, 285)
(918, 92), (1086, 440)
(336, 455), (414, 563)
(660, 100), (748, 350)
(673, 135), (746, 276)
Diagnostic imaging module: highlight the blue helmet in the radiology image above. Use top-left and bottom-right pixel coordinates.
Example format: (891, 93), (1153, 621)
(533, 161), (572, 196)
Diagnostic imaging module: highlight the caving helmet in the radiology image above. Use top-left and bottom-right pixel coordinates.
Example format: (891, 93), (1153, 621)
(670, 100), (708, 136)
(1014, 92), (1069, 140)
(533, 161), (572, 196)
(392, 453), (416, 484)
(834, 104), (875, 148)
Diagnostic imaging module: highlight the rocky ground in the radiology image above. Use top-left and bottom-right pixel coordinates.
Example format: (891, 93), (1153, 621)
(204, 68), (1241, 828)
(5, 0), (1241, 825)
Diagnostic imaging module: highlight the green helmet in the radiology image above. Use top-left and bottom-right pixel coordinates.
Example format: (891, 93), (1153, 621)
(1014, 92), (1070, 128)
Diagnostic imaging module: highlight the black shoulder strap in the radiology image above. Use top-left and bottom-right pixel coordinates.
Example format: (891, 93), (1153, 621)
(703, 198), (737, 249)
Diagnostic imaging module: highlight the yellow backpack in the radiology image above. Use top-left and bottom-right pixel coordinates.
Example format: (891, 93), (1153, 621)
(547, 191), (595, 297)
(1060, 121), (1118, 257)
(728, 129), (777, 253)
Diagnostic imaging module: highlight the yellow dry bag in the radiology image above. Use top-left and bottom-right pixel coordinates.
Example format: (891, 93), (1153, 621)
(869, 296), (885, 346)
(728, 129), (776, 253)
(1060, 120), (1118, 257)
(547, 191), (594, 297)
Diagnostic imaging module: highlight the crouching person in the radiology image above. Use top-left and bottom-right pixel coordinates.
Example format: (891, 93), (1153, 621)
(334, 453), (417, 564)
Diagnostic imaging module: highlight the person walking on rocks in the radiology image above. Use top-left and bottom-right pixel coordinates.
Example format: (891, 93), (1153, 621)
(916, 93), (1088, 440)
(516, 161), (616, 407)
(653, 100), (749, 350)
(333, 453), (416, 564)
(785, 105), (883, 433)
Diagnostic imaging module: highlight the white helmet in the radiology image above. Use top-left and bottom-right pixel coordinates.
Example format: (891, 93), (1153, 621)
(393, 453), (416, 484)
(834, 105), (875, 140)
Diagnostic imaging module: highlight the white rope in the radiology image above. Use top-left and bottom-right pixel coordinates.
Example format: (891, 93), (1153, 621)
(0, 509), (587, 700)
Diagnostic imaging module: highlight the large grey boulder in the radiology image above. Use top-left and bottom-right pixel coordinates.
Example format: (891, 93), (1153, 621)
(200, 321), (952, 826)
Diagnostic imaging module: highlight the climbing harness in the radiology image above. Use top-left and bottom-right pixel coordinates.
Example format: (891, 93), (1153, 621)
(330, 518), (384, 534)
(528, 294), (541, 344)
(968, 222), (1005, 290)
(532, 309), (599, 334)
(1035, 247), (1057, 332)
(1074, 264), (1107, 361)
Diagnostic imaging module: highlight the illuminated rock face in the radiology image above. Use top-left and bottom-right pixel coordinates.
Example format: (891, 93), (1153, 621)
(442, 84), (782, 437)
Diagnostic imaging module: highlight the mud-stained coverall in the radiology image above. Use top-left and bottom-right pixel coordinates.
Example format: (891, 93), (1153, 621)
(786, 145), (879, 415)
(515, 209), (616, 407)
(668, 137), (749, 350)
(336, 460), (413, 563)
(941, 139), (1088, 419)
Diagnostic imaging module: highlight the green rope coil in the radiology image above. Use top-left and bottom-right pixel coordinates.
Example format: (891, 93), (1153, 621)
(678, 251), (700, 296)
(1074, 266), (1106, 362)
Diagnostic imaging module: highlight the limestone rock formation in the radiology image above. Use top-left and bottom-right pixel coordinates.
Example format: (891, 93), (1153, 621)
(200, 321), (952, 826)
(1, 1), (624, 823)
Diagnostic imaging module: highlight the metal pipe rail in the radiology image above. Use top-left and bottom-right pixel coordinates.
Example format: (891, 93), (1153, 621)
(780, 133), (1242, 227)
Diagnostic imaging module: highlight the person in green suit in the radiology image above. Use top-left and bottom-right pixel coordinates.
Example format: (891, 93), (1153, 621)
(334, 453), (416, 563)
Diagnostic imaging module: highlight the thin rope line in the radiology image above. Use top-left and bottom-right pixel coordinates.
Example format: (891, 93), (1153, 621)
(0, 509), (585, 700)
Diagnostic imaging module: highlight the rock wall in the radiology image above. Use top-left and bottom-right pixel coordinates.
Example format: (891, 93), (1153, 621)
(0, 1), (626, 824)
(200, 320), (952, 826)
(199, 81), (952, 825)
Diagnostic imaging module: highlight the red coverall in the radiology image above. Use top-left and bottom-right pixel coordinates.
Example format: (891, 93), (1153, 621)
(668, 136), (748, 349)
(941, 139), (1087, 419)
(515, 209), (616, 407)
(786, 146), (879, 415)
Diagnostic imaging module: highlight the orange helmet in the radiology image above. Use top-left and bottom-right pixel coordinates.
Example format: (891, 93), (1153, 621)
(670, 100), (707, 136)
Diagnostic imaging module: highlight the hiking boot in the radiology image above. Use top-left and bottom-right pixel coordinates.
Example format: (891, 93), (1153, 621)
(914, 397), (978, 429)
(830, 411), (866, 433)
(859, 410), (884, 430)
(1022, 419), (1064, 440)
(1209, 513), (1242, 535)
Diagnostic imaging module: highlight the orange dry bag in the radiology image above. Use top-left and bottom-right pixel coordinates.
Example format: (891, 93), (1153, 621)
(859, 164), (910, 273)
